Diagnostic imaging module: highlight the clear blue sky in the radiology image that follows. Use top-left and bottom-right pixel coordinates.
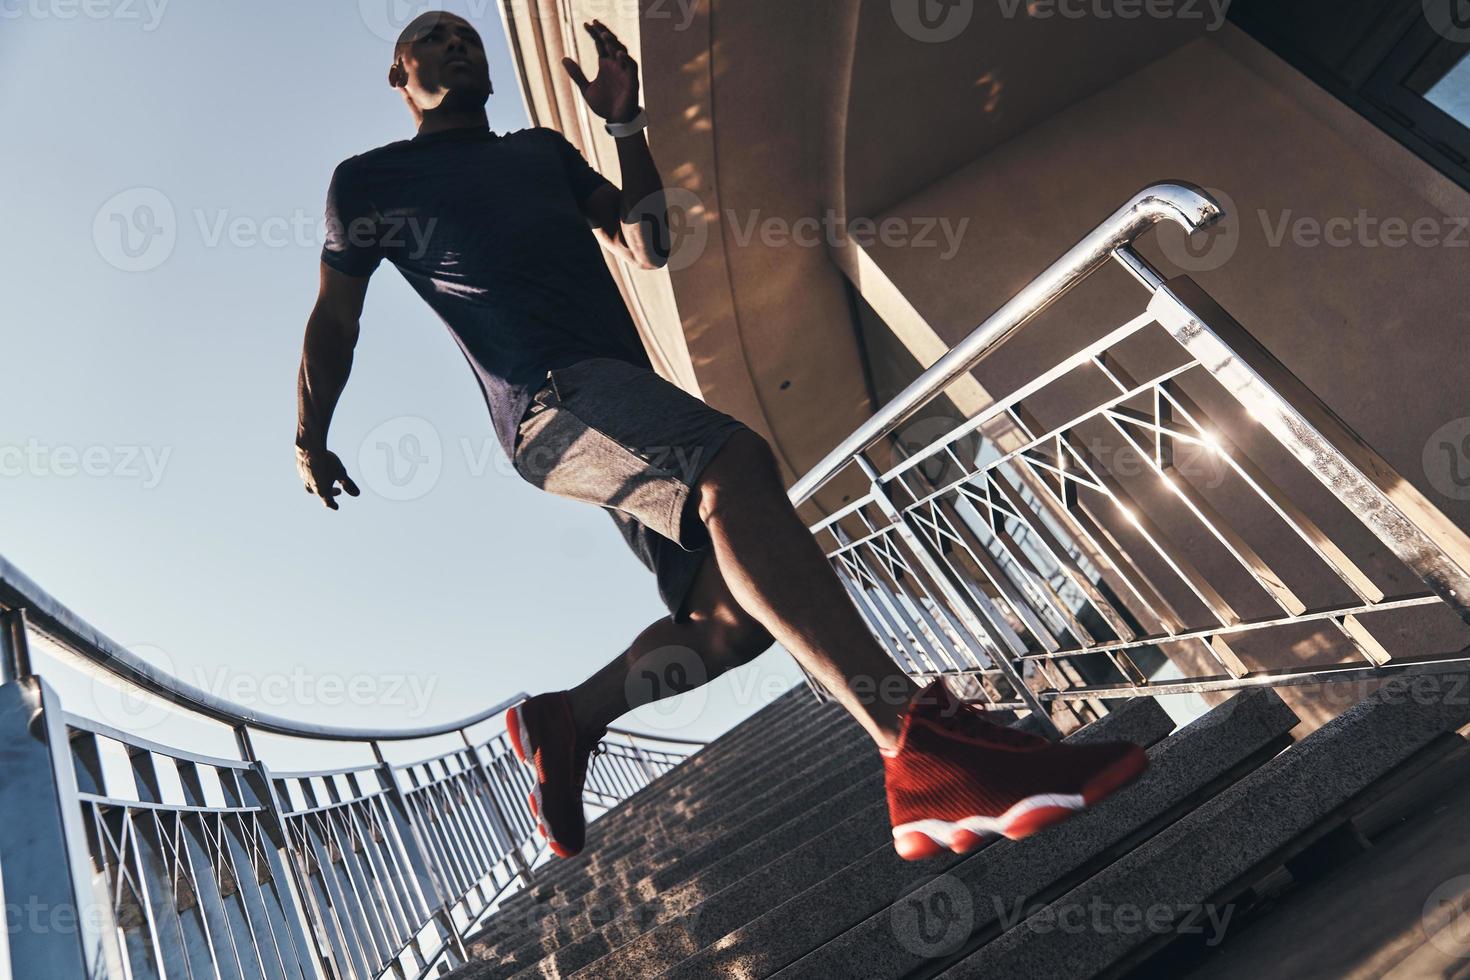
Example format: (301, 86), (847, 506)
(0, 0), (801, 767)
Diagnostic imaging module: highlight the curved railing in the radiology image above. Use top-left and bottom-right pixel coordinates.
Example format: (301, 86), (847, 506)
(0, 556), (704, 979)
(791, 181), (1470, 733)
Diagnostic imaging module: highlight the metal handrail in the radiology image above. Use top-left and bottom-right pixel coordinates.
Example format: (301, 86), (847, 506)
(603, 724), (709, 747)
(0, 553), (694, 747)
(789, 181), (1222, 505)
(0, 553), (528, 740)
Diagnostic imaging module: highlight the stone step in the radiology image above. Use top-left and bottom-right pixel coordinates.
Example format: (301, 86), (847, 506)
(632, 701), (845, 813)
(941, 671), (1470, 980)
(563, 695), (849, 854)
(776, 687), (1299, 979)
(621, 707), (864, 836)
(595, 696), (1178, 980)
(538, 687), (815, 852)
(474, 735), (884, 973)
(494, 690), (829, 909)
(459, 697), (1058, 980)
(517, 770), (890, 979)
(468, 700), (861, 955)
(525, 712), (868, 909)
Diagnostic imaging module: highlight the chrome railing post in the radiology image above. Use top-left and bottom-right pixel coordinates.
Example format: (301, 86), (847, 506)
(624, 732), (657, 782)
(0, 674), (123, 979)
(234, 729), (329, 980)
(370, 741), (471, 968)
(0, 607), (33, 684)
(856, 456), (1064, 738)
(458, 730), (536, 892)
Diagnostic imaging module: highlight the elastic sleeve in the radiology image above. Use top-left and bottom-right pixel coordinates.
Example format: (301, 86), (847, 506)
(320, 162), (384, 278)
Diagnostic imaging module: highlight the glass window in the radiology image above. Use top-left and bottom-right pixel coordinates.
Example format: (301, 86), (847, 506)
(1420, 50), (1470, 126)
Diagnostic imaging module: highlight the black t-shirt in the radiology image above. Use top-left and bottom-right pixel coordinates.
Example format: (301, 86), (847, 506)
(321, 125), (651, 455)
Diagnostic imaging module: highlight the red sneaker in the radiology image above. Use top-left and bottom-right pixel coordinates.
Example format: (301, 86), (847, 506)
(505, 692), (597, 858)
(884, 681), (1148, 860)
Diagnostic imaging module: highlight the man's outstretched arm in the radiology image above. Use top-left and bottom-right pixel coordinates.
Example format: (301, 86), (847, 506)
(296, 263), (369, 509)
(564, 20), (670, 271)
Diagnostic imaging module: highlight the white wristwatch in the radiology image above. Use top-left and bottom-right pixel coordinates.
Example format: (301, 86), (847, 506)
(605, 109), (649, 139)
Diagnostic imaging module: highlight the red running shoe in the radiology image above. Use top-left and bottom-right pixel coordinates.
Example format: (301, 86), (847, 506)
(505, 692), (598, 858)
(884, 681), (1148, 860)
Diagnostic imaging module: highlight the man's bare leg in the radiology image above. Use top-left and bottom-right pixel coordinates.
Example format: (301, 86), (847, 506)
(564, 553), (775, 740)
(525, 433), (1148, 863)
(692, 431), (919, 750)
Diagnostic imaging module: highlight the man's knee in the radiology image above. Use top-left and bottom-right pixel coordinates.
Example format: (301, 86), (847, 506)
(704, 611), (774, 663)
(726, 614), (775, 658)
(696, 430), (783, 523)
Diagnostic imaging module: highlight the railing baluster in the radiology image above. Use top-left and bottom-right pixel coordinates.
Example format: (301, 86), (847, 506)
(370, 744), (471, 971)
(857, 456), (1063, 736)
(238, 763), (329, 980)
(476, 762), (536, 888)
(0, 672), (123, 979)
(1149, 277), (1470, 621)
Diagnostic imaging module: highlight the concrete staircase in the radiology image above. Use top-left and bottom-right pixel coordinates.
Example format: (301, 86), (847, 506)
(447, 673), (1470, 979)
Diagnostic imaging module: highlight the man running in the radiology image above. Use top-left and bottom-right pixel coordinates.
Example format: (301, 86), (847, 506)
(295, 11), (1146, 861)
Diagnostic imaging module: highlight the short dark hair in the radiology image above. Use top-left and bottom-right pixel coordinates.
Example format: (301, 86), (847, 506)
(394, 10), (474, 59)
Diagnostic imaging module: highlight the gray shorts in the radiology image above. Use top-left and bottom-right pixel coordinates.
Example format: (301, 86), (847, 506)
(513, 357), (751, 619)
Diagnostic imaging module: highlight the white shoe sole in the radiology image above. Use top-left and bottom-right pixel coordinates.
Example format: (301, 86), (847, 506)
(892, 791), (1086, 844)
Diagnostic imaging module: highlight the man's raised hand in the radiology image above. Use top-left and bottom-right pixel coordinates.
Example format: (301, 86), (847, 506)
(562, 20), (640, 124)
(296, 444), (360, 511)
